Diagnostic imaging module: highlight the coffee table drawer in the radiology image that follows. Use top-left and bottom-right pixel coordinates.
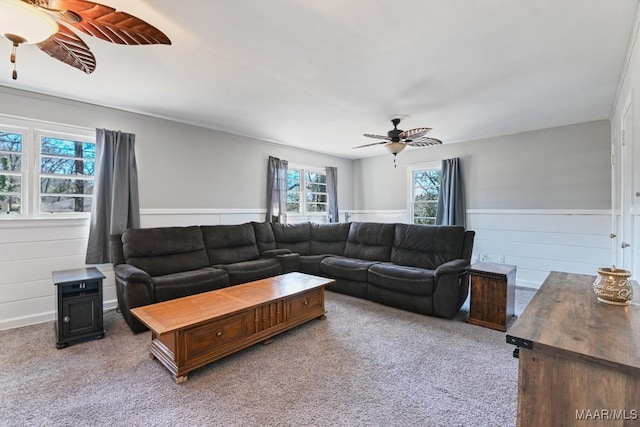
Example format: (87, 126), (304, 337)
(183, 312), (249, 360)
(288, 288), (324, 320)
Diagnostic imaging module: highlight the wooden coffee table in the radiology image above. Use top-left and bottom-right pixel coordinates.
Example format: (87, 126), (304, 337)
(130, 272), (333, 383)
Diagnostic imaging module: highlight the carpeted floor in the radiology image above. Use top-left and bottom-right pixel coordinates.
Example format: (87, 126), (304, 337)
(0, 288), (535, 427)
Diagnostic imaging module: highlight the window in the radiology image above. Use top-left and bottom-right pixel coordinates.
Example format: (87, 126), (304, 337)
(0, 117), (95, 218)
(287, 166), (327, 214)
(0, 130), (24, 214)
(409, 162), (441, 225)
(38, 133), (95, 214)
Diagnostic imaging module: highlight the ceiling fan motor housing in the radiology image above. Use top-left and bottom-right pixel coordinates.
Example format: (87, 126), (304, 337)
(388, 118), (403, 141)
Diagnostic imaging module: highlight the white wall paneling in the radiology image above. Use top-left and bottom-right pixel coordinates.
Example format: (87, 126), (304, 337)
(468, 209), (612, 288)
(0, 219), (115, 331)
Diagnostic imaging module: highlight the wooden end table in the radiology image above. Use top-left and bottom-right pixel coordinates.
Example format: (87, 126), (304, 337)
(465, 262), (516, 332)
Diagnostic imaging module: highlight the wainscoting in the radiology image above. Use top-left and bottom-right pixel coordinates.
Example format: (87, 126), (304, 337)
(0, 208), (616, 330)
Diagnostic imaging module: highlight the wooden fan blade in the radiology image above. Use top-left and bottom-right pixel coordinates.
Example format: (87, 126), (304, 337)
(37, 24), (96, 74)
(50, 0), (171, 45)
(353, 141), (387, 149)
(399, 127), (431, 140)
(363, 133), (390, 140)
(406, 137), (443, 147)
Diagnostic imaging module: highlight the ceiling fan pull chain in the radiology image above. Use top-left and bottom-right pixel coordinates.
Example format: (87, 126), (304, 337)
(10, 42), (17, 80)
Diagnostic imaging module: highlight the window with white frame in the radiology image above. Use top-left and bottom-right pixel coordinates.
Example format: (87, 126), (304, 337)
(408, 162), (441, 225)
(287, 166), (327, 214)
(0, 117), (95, 218)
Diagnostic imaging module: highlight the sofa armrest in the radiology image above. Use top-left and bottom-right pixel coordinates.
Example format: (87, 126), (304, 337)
(114, 264), (154, 333)
(434, 259), (470, 277)
(432, 259), (471, 318)
(115, 264), (153, 283)
(276, 253), (301, 274)
(261, 248), (293, 258)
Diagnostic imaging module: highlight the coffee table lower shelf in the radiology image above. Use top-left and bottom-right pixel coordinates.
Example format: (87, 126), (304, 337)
(131, 273), (331, 383)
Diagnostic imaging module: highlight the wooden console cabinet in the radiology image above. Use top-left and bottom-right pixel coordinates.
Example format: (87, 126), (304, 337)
(507, 271), (640, 427)
(466, 262), (516, 331)
(52, 267), (105, 349)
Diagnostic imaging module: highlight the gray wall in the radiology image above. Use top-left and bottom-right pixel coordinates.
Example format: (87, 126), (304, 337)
(353, 120), (611, 210)
(0, 87), (353, 212)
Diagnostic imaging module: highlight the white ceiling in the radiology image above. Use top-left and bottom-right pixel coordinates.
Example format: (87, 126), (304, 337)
(1, 0), (638, 159)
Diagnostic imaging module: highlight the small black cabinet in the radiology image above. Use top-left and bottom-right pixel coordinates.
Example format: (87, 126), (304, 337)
(52, 267), (105, 349)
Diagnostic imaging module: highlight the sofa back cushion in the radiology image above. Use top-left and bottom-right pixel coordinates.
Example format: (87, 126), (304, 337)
(201, 224), (260, 265)
(122, 226), (210, 277)
(251, 221), (277, 253)
(391, 224), (467, 269)
(272, 222), (312, 255)
(310, 223), (350, 255)
(344, 222), (395, 261)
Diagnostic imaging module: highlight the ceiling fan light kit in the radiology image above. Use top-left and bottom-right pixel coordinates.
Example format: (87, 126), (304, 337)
(0, 0), (171, 80)
(0, 0), (58, 79)
(355, 117), (443, 167)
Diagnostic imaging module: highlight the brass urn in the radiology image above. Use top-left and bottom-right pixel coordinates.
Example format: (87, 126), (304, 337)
(592, 267), (633, 305)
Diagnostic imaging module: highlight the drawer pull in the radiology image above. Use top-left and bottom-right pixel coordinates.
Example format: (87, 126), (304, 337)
(216, 331), (222, 337)
(303, 299), (308, 306)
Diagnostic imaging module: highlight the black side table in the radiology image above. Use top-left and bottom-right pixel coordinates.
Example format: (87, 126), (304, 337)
(52, 267), (106, 349)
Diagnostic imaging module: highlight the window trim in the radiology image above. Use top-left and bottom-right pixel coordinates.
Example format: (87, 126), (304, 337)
(287, 163), (328, 217)
(0, 115), (95, 220)
(407, 161), (441, 225)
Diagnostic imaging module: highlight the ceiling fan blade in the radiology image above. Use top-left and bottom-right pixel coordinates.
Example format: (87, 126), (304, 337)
(50, 0), (171, 45)
(406, 137), (443, 147)
(363, 133), (389, 140)
(399, 127), (431, 140)
(36, 24), (96, 74)
(353, 141), (388, 149)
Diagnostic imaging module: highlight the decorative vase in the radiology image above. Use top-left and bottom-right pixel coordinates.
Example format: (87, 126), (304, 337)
(592, 267), (633, 305)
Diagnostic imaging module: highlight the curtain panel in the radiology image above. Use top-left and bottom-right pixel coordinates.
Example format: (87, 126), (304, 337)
(325, 166), (339, 222)
(266, 156), (288, 223)
(86, 129), (140, 264)
(436, 157), (466, 227)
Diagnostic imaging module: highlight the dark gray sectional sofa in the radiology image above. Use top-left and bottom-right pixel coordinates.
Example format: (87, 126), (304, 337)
(111, 221), (475, 333)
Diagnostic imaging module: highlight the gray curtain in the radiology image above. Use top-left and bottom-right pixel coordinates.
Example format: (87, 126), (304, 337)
(436, 157), (466, 227)
(266, 156), (288, 223)
(325, 166), (338, 222)
(86, 129), (140, 264)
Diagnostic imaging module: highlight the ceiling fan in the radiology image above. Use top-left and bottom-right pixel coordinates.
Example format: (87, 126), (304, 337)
(354, 118), (442, 166)
(0, 0), (171, 80)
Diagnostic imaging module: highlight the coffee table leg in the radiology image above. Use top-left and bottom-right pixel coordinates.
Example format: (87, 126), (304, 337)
(175, 374), (188, 384)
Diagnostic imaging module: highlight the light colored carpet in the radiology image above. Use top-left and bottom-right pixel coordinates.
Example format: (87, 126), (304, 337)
(0, 288), (535, 427)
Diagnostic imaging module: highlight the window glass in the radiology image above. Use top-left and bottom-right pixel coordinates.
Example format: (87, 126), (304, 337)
(286, 167), (327, 214)
(412, 168), (441, 224)
(39, 136), (95, 214)
(0, 131), (24, 214)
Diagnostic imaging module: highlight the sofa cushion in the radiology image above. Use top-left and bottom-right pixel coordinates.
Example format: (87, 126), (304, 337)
(343, 222), (395, 261)
(251, 221), (277, 253)
(310, 223), (350, 255)
(202, 224), (260, 265)
(272, 222), (312, 255)
(215, 258), (283, 285)
(153, 267), (230, 302)
(368, 263), (435, 296)
(122, 226), (210, 277)
(300, 254), (330, 275)
(391, 224), (467, 270)
(320, 256), (380, 282)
